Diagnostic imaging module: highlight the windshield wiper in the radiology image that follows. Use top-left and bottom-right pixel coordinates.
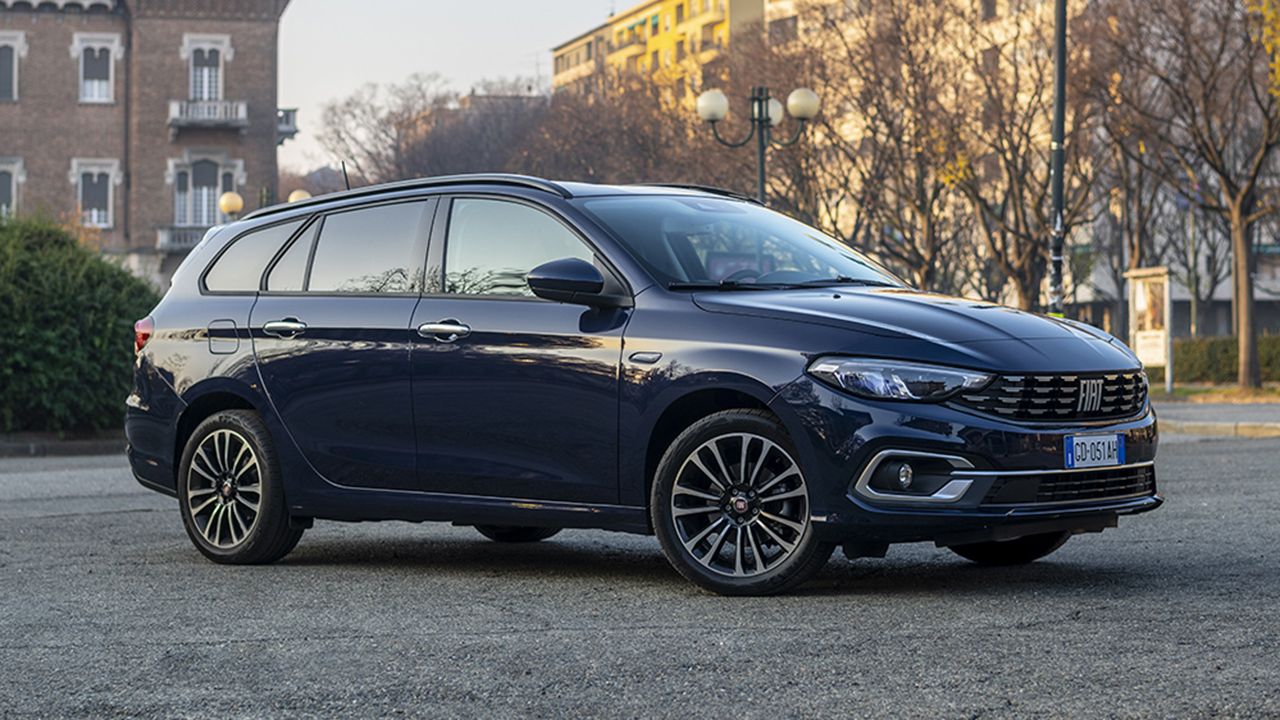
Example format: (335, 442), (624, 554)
(667, 280), (785, 291)
(785, 276), (900, 288)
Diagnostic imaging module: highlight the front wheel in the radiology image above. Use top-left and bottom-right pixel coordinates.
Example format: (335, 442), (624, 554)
(178, 410), (303, 564)
(651, 409), (834, 596)
(949, 531), (1071, 566)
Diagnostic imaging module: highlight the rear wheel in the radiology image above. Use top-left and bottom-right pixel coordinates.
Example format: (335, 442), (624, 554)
(474, 525), (561, 543)
(178, 410), (303, 564)
(949, 531), (1071, 566)
(651, 409), (834, 596)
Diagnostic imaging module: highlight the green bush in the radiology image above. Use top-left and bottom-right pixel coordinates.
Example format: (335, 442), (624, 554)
(0, 218), (160, 433)
(1145, 335), (1280, 384)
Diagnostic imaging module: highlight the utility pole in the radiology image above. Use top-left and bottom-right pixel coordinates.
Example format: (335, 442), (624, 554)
(1048, 0), (1068, 317)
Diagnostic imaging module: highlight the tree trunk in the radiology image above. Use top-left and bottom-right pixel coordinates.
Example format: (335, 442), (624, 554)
(1230, 204), (1260, 388)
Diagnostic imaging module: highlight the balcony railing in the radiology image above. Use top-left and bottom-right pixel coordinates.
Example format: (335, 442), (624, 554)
(168, 100), (249, 135)
(277, 108), (299, 145)
(156, 225), (211, 252)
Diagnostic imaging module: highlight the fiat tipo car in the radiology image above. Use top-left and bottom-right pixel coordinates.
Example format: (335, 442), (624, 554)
(126, 174), (1160, 595)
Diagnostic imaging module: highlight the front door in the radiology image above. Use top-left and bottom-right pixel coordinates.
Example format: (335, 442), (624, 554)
(251, 199), (434, 491)
(411, 196), (627, 503)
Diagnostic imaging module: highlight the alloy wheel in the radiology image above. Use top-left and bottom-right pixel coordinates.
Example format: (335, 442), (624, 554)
(670, 432), (810, 578)
(185, 428), (262, 549)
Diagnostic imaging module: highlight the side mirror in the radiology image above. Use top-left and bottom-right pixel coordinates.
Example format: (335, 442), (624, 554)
(528, 257), (626, 307)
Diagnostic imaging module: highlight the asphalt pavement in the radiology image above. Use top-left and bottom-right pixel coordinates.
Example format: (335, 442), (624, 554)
(1, 439), (1278, 718)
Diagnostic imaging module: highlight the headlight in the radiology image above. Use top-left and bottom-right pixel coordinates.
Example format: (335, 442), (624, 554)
(807, 357), (993, 402)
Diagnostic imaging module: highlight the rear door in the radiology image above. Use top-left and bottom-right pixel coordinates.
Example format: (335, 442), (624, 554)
(250, 198), (435, 491)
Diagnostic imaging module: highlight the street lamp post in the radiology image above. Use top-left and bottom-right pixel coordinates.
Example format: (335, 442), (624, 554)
(1047, 0), (1068, 316)
(695, 86), (820, 204)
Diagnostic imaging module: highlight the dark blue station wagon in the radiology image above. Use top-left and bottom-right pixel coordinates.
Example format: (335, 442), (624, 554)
(126, 174), (1160, 595)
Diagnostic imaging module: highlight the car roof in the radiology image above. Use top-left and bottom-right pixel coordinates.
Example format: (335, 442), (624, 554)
(244, 173), (756, 221)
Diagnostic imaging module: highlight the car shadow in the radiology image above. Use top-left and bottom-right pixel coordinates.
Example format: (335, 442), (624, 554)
(273, 530), (1171, 598)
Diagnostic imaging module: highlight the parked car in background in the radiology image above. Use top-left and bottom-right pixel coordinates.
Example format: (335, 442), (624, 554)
(126, 174), (1160, 595)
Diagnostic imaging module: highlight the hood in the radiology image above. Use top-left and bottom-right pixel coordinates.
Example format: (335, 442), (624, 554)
(693, 287), (1140, 370)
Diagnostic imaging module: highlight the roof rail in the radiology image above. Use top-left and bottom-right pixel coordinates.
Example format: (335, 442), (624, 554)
(634, 183), (761, 204)
(245, 173), (573, 220)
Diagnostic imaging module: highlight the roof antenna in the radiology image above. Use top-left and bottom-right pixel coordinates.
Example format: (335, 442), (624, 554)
(341, 161), (352, 191)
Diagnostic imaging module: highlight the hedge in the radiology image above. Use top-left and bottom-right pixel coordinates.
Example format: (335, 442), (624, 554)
(1145, 335), (1280, 384)
(0, 218), (160, 433)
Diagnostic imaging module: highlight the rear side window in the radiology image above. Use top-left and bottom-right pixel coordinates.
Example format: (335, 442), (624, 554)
(203, 220), (304, 293)
(444, 198), (593, 297)
(266, 221), (316, 292)
(308, 201), (430, 293)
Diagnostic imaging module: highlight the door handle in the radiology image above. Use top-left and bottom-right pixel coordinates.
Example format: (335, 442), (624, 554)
(417, 320), (471, 343)
(263, 318), (307, 338)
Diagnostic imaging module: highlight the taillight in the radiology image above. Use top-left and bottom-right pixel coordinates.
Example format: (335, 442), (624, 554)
(134, 316), (154, 354)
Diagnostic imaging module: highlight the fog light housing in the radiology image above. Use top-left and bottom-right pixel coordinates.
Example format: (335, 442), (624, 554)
(897, 463), (914, 489)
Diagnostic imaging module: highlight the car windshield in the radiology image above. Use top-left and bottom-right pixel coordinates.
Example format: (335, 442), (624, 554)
(575, 195), (903, 289)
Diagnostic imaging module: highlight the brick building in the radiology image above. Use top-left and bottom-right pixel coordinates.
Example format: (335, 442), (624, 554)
(0, 0), (296, 285)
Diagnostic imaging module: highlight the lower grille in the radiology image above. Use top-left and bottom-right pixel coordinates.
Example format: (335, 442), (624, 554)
(982, 465), (1156, 506)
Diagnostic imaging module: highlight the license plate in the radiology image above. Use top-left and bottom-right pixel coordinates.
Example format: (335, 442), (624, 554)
(1065, 434), (1125, 469)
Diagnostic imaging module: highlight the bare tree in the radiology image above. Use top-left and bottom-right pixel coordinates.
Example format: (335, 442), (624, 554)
(798, 0), (971, 293)
(1103, 0), (1280, 386)
(942, 4), (1100, 311)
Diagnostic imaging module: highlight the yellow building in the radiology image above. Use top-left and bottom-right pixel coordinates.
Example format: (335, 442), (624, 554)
(552, 0), (767, 95)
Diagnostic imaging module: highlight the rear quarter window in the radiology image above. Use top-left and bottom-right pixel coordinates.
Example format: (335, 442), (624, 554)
(203, 220), (305, 293)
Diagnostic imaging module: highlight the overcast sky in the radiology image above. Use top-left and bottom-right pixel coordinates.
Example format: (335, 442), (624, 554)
(278, 0), (614, 172)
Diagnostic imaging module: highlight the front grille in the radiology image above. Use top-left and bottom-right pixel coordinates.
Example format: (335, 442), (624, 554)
(982, 465), (1156, 505)
(953, 372), (1147, 422)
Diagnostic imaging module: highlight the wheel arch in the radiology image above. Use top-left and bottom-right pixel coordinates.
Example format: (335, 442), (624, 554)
(641, 379), (786, 509)
(174, 380), (269, 485)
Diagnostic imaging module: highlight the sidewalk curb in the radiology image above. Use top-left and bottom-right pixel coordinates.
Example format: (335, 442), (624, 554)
(1161, 419), (1280, 438)
(0, 438), (124, 458)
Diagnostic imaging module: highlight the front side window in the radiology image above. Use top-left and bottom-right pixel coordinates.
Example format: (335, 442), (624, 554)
(576, 196), (901, 288)
(80, 47), (111, 102)
(444, 198), (594, 297)
(204, 220), (304, 293)
(307, 201), (430, 293)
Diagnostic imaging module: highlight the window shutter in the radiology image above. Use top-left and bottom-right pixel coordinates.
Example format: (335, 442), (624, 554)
(0, 46), (13, 101)
(83, 48), (110, 81)
(0, 170), (12, 216)
(81, 172), (108, 211)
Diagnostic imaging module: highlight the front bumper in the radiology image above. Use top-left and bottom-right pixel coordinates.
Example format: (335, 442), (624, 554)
(769, 377), (1161, 545)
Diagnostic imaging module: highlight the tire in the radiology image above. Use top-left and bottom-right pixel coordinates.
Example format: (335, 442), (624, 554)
(949, 531), (1071, 566)
(177, 409), (304, 564)
(475, 525), (562, 543)
(650, 409), (834, 596)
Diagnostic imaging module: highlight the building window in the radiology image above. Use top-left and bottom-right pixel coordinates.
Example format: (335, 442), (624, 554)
(180, 34), (234, 102)
(70, 159), (119, 229)
(769, 16), (798, 44)
(191, 49), (221, 101)
(0, 31), (28, 102)
(71, 33), (122, 104)
(170, 155), (243, 226)
(676, 3), (685, 23)
(982, 0), (998, 20)
(0, 157), (22, 218)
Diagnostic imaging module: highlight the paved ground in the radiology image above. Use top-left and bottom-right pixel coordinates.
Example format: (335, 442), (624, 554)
(2, 439), (1278, 718)
(1154, 402), (1280, 424)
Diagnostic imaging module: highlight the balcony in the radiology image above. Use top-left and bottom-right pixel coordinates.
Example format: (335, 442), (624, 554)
(168, 100), (248, 138)
(156, 225), (211, 252)
(276, 108), (299, 145)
